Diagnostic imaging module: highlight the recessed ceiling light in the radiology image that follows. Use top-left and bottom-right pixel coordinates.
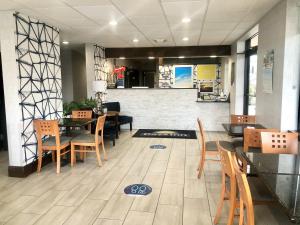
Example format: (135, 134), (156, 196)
(210, 55), (217, 58)
(182, 37), (189, 41)
(153, 38), (167, 43)
(62, 41), (69, 45)
(148, 56), (155, 60)
(182, 17), (191, 23)
(133, 38), (139, 43)
(178, 56), (185, 59)
(119, 57), (125, 59)
(109, 20), (117, 26)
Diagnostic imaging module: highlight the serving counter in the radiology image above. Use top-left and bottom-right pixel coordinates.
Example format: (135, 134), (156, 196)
(106, 88), (229, 131)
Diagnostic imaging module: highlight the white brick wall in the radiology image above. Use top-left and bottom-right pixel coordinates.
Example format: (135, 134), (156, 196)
(107, 89), (229, 131)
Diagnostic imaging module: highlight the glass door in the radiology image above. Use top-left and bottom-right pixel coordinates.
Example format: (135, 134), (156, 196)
(244, 35), (258, 115)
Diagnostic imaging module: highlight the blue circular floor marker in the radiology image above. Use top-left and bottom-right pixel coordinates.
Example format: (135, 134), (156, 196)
(124, 184), (152, 196)
(150, 144), (166, 150)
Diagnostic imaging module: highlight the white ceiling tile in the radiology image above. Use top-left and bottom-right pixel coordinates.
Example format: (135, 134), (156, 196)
(0, 0), (21, 10)
(61, 0), (111, 6)
(203, 22), (238, 31)
(12, 0), (65, 8)
(74, 5), (124, 22)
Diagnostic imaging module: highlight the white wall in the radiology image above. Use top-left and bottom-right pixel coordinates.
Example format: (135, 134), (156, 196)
(256, 0), (300, 130)
(0, 11), (24, 166)
(85, 44), (94, 99)
(61, 49), (74, 102)
(107, 89), (230, 131)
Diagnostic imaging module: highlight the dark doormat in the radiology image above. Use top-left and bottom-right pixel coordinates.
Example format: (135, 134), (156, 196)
(133, 129), (197, 139)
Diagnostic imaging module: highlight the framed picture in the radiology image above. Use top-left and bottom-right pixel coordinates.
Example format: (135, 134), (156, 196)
(199, 81), (214, 93)
(197, 64), (217, 80)
(173, 65), (193, 88)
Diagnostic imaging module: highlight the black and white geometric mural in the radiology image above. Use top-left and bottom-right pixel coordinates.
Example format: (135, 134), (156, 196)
(15, 13), (62, 163)
(94, 45), (108, 81)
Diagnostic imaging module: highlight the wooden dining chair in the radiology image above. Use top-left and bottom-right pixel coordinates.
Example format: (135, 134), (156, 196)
(214, 141), (237, 225)
(71, 115), (107, 167)
(34, 119), (71, 174)
(244, 128), (279, 152)
(197, 118), (235, 179)
(232, 155), (255, 225)
(231, 115), (256, 124)
(261, 131), (299, 154)
(214, 142), (274, 225)
(72, 110), (93, 133)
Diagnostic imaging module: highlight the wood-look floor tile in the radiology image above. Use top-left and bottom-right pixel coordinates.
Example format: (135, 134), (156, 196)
(148, 160), (168, 173)
(153, 204), (182, 225)
(4, 213), (40, 225)
(88, 179), (120, 201)
(123, 211), (154, 225)
(92, 219), (122, 225)
(34, 205), (74, 225)
(183, 198), (212, 225)
(131, 189), (160, 213)
(23, 189), (66, 214)
(164, 169), (184, 184)
(159, 184), (183, 206)
(142, 173), (164, 189)
(56, 184), (94, 207)
(184, 179), (207, 198)
(98, 194), (134, 221)
(0, 195), (36, 223)
(64, 199), (106, 225)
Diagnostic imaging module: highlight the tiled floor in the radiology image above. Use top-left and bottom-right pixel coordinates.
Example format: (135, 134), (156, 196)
(0, 131), (295, 225)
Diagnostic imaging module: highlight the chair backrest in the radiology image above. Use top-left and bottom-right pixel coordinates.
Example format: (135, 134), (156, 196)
(231, 115), (256, 124)
(103, 102), (120, 112)
(72, 110), (92, 119)
(95, 115), (106, 143)
(244, 128), (279, 151)
(197, 118), (206, 153)
(217, 141), (235, 181)
(34, 120), (60, 147)
(261, 132), (299, 154)
(232, 155), (255, 225)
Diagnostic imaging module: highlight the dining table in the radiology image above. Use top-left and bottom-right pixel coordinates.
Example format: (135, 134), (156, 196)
(236, 147), (300, 223)
(222, 123), (265, 137)
(58, 117), (97, 136)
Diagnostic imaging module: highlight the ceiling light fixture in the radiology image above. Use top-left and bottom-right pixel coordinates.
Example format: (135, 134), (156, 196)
(182, 37), (189, 41)
(109, 20), (117, 26)
(178, 56), (185, 59)
(133, 38), (139, 43)
(153, 38), (167, 43)
(62, 41), (69, 45)
(119, 57), (125, 59)
(210, 55), (217, 58)
(182, 17), (191, 23)
(148, 56), (155, 60)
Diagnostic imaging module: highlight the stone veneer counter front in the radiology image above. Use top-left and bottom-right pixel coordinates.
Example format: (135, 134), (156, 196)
(106, 89), (229, 131)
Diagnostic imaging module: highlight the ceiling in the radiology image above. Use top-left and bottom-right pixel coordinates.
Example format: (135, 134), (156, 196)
(0, 0), (281, 47)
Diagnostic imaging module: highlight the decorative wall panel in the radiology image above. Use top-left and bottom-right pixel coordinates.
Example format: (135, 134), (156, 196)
(94, 45), (108, 81)
(15, 14), (62, 163)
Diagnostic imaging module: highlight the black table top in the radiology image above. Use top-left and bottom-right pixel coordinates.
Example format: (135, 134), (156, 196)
(222, 123), (265, 137)
(58, 118), (97, 128)
(237, 147), (300, 222)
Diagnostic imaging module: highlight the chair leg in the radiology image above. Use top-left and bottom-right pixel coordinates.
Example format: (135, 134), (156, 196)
(95, 145), (103, 167)
(37, 148), (43, 173)
(71, 144), (75, 167)
(130, 122), (132, 131)
(102, 142), (107, 161)
(239, 200), (244, 225)
(214, 175), (226, 224)
(197, 152), (206, 179)
(51, 151), (55, 162)
(56, 149), (61, 174)
(80, 146), (84, 161)
(227, 191), (236, 225)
